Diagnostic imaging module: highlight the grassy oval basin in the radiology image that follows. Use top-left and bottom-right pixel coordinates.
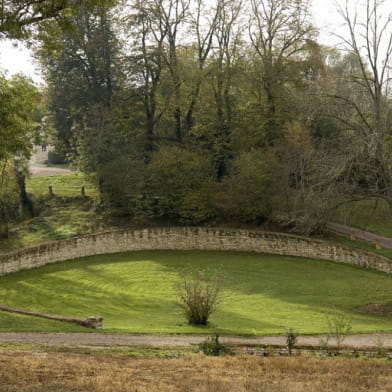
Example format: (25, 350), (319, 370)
(0, 250), (391, 335)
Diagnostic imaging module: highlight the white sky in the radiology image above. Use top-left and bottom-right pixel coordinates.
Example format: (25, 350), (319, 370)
(0, 0), (353, 84)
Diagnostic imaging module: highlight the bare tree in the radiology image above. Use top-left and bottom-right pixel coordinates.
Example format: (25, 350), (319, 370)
(335, 0), (392, 212)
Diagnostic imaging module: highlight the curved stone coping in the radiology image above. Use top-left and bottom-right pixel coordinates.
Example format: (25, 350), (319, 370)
(0, 227), (391, 276)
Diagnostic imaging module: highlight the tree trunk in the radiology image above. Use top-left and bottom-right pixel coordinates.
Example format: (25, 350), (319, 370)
(14, 165), (34, 219)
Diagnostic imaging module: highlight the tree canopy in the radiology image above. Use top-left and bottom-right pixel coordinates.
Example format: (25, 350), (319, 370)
(2, 0), (392, 234)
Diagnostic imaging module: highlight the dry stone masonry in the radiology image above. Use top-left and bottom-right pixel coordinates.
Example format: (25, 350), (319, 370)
(0, 227), (391, 276)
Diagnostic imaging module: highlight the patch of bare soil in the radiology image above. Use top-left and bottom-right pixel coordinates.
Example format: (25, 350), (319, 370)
(0, 351), (391, 392)
(358, 303), (392, 317)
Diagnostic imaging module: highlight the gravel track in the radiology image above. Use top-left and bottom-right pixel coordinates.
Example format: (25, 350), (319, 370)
(0, 332), (391, 348)
(29, 164), (75, 178)
(327, 221), (392, 249)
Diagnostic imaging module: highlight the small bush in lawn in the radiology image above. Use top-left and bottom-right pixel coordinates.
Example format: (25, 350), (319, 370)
(198, 335), (232, 356)
(177, 266), (224, 325)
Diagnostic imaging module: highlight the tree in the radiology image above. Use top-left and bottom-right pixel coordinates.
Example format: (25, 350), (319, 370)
(209, 0), (243, 178)
(138, 0), (190, 143)
(0, 0), (68, 39)
(333, 0), (392, 212)
(0, 74), (40, 234)
(249, 0), (315, 144)
(0, 74), (39, 162)
(126, 0), (167, 157)
(144, 146), (215, 223)
(0, 0), (118, 39)
(222, 149), (284, 222)
(272, 127), (346, 234)
(183, 0), (220, 135)
(38, 2), (121, 169)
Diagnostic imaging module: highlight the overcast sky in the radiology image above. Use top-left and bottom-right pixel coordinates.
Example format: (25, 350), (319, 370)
(0, 0), (349, 84)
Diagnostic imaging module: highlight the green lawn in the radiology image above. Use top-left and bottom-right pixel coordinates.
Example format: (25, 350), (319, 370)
(26, 173), (98, 198)
(0, 251), (390, 335)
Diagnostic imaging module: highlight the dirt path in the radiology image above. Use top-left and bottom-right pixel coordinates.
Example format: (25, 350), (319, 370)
(29, 164), (75, 178)
(327, 221), (392, 249)
(0, 332), (391, 349)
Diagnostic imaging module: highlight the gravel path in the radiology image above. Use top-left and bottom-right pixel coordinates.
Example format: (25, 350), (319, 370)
(29, 164), (75, 178)
(327, 221), (392, 249)
(0, 332), (391, 348)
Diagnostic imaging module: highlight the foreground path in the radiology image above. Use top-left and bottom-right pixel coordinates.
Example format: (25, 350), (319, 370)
(0, 332), (391, 348)
(327, 221), (392, 249)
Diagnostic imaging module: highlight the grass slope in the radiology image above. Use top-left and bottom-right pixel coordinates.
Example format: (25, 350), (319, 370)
(0, 174), (103, 252)
(0, 251), (390, 335)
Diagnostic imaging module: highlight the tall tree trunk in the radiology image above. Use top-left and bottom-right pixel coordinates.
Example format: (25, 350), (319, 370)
(13, 165), (34, 219)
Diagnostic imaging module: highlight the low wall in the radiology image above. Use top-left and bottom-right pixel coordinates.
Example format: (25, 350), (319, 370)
(0, 227), (391, 276)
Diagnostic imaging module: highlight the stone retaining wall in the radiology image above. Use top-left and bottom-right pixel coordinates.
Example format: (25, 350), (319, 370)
(0, 227), (391, 276)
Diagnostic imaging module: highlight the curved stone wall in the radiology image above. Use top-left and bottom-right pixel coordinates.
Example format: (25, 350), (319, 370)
(0, 227), (391, 276)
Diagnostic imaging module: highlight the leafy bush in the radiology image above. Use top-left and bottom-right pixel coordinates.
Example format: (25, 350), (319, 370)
(96, 155), (146, 217)
(177, 266), (223, 325)
(222, 150), (285, 222)
(145, 146), (215, 224)
(285, 328), (298, 356)
(198, 335), (232, 356)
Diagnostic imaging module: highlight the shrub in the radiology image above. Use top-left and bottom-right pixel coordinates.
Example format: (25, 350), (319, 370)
(325, 308), (352, 350)
(145, 146), (215, 224)
(198, 335), (232, 356)
(177, 267), (223, 325)
(222, 150), (285, 222)
(285, 328), (298, 356)
(374, 335), (386, 358)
